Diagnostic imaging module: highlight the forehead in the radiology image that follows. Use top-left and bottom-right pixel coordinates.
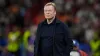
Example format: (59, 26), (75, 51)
(44, 5), (55, 10)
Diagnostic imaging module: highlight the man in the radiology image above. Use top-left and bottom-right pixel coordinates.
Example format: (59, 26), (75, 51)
(70, 40), (88, 56)
(7, 25), (21, 56)
(34, 2), (73, 56)
(0, 33), (7, 56)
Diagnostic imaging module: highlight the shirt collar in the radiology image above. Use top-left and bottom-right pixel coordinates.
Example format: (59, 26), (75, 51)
(43, 17), (60, 25)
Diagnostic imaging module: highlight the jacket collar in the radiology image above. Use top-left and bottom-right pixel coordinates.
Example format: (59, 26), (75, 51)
(43, 17), (60, 24)
(56, 18), (61, 24)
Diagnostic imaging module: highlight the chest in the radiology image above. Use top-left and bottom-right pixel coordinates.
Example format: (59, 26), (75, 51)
(41, 24), (55, 37)
(40, 24), (64, 42)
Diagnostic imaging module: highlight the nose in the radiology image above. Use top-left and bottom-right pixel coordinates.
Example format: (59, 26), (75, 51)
(46, 11), (49, 14)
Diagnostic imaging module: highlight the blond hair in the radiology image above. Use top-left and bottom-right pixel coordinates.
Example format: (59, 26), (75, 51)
(44, 2), (56, 10)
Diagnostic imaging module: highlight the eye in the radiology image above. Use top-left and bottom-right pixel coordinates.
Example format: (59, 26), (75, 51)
(44, 10), (51, 11)
(48, 10), (51, 11)
(44, 10), (47, 12)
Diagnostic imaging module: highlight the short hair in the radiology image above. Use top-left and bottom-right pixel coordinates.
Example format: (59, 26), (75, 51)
(44, 2), (56, 10)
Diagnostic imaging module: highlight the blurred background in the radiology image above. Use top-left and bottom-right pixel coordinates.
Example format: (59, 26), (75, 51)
(0, 0), (100, 56)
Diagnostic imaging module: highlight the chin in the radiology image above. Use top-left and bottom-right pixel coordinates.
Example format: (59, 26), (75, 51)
(46, 17), (53, 19)
(45, 17), (49, 19)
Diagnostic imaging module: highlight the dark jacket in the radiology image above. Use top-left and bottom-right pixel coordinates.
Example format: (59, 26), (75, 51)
(34, 18), (73, 56)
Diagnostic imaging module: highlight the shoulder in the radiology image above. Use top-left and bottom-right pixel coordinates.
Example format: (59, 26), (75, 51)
(56, 18), (68, 26)
(37, 20), (45, 28)
(56, 18), (69, 29)
(60, 21), (69, 29)
(79, 50), (88, 56)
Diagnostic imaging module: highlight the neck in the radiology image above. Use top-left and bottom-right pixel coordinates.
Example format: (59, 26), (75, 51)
(47, 17), (55, 24)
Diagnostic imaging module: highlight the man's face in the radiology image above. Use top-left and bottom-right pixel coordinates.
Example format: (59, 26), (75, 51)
(44, 5), (56, 20)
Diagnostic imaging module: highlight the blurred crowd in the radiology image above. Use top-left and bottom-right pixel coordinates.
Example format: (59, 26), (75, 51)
(0, 0), (100, 56)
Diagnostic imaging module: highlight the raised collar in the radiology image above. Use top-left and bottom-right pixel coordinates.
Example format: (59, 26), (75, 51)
(43, 17), (60, 25)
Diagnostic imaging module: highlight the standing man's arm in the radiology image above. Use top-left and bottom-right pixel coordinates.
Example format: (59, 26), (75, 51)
(63, 24), (73, 55)
(34, 24), (41, 56)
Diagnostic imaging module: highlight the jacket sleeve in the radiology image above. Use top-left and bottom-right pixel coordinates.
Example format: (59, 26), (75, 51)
(34, 24), (41, 56)
(63, 23), (73, 56)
